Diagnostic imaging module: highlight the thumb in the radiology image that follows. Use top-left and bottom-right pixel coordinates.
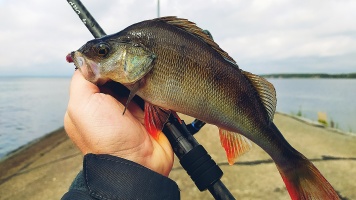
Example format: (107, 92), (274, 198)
(68, 70), (100, 107)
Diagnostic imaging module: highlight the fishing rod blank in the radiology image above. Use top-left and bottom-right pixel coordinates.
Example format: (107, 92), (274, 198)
(66, 0), (106, 38)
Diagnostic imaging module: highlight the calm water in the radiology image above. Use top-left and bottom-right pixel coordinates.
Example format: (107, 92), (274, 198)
(0, 77), (71, 159)
(268, 78), (356, 133)
(0, 77), (355, 159)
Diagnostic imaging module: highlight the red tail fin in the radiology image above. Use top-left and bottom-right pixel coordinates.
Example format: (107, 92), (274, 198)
(277, 157), (339, 200)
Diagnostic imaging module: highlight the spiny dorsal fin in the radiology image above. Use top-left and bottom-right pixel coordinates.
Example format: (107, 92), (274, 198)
(156, 16), (236, 64)
(219, 128), (252, 165)
(242, 70), (277, 121)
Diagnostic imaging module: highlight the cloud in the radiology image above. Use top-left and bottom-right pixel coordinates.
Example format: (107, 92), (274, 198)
(0, 0), (355, 76)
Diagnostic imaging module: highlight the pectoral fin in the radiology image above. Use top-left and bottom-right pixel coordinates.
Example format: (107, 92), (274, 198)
(144, 102), (171, 140)
(123, 80), (142, 115)
(219, 128), (252, 165)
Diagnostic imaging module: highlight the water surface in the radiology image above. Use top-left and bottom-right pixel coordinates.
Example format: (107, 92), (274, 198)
(268, 78), (356, 133)
(0, 77), (70, 158)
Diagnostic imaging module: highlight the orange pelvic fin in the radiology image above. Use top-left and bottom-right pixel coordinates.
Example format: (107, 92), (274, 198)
(277, 157), (339, 200)
(218, 128), (252, 165)
(144, 102), (171, 140)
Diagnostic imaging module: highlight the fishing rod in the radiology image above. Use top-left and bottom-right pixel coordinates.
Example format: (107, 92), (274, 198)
(66, 1), (235, 199)
(66, 0), (105, 38)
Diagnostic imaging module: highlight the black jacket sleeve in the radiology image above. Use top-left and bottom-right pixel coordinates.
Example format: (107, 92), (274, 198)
(62, 154), (180, 200)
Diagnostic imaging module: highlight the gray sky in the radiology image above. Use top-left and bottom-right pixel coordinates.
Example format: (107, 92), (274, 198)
(0, 0), (355, 76)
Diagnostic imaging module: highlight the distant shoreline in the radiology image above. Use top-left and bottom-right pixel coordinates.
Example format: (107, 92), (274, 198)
(261, 73), (356, 79)
(276, 112), (356, 136)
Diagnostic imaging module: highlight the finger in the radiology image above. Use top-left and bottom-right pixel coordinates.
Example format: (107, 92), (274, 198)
(155, 132), (174, 158)
(127, 102), (145, 124)
(149, 133), (174, 176)
(100, 85), (145, 124)
(68, 70), (100, 107)
(100, 81), (130, 100)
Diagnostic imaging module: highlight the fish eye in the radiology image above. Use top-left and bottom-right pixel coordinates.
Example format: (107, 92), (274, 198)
(96, 43), (110, 57)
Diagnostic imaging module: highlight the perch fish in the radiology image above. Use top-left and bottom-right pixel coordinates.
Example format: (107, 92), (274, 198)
(67, 17), (339, 200)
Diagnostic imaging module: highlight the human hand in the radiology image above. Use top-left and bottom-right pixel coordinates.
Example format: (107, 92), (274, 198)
(64, 71), (174, 176)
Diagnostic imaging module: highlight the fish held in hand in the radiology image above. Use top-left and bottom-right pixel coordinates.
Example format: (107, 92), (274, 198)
(67, 17), (339, 199)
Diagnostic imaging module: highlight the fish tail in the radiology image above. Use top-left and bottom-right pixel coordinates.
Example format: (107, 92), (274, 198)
(276, 155), (339, 200)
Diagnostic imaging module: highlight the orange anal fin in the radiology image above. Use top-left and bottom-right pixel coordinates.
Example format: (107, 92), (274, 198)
(219, 128), (252, 165)
(144, 102), (171, 140)
(277, 158), (340, 200)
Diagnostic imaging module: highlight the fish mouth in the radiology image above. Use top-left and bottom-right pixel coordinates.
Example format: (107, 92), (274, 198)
(69, 51), (108, 85)
(66, 53), (74, 63)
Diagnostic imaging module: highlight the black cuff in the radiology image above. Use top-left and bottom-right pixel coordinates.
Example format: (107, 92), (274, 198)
(83, 154), (179, 200)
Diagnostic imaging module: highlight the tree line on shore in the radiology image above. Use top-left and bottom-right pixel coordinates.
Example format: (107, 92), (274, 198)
(261, 73), (356, 79)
